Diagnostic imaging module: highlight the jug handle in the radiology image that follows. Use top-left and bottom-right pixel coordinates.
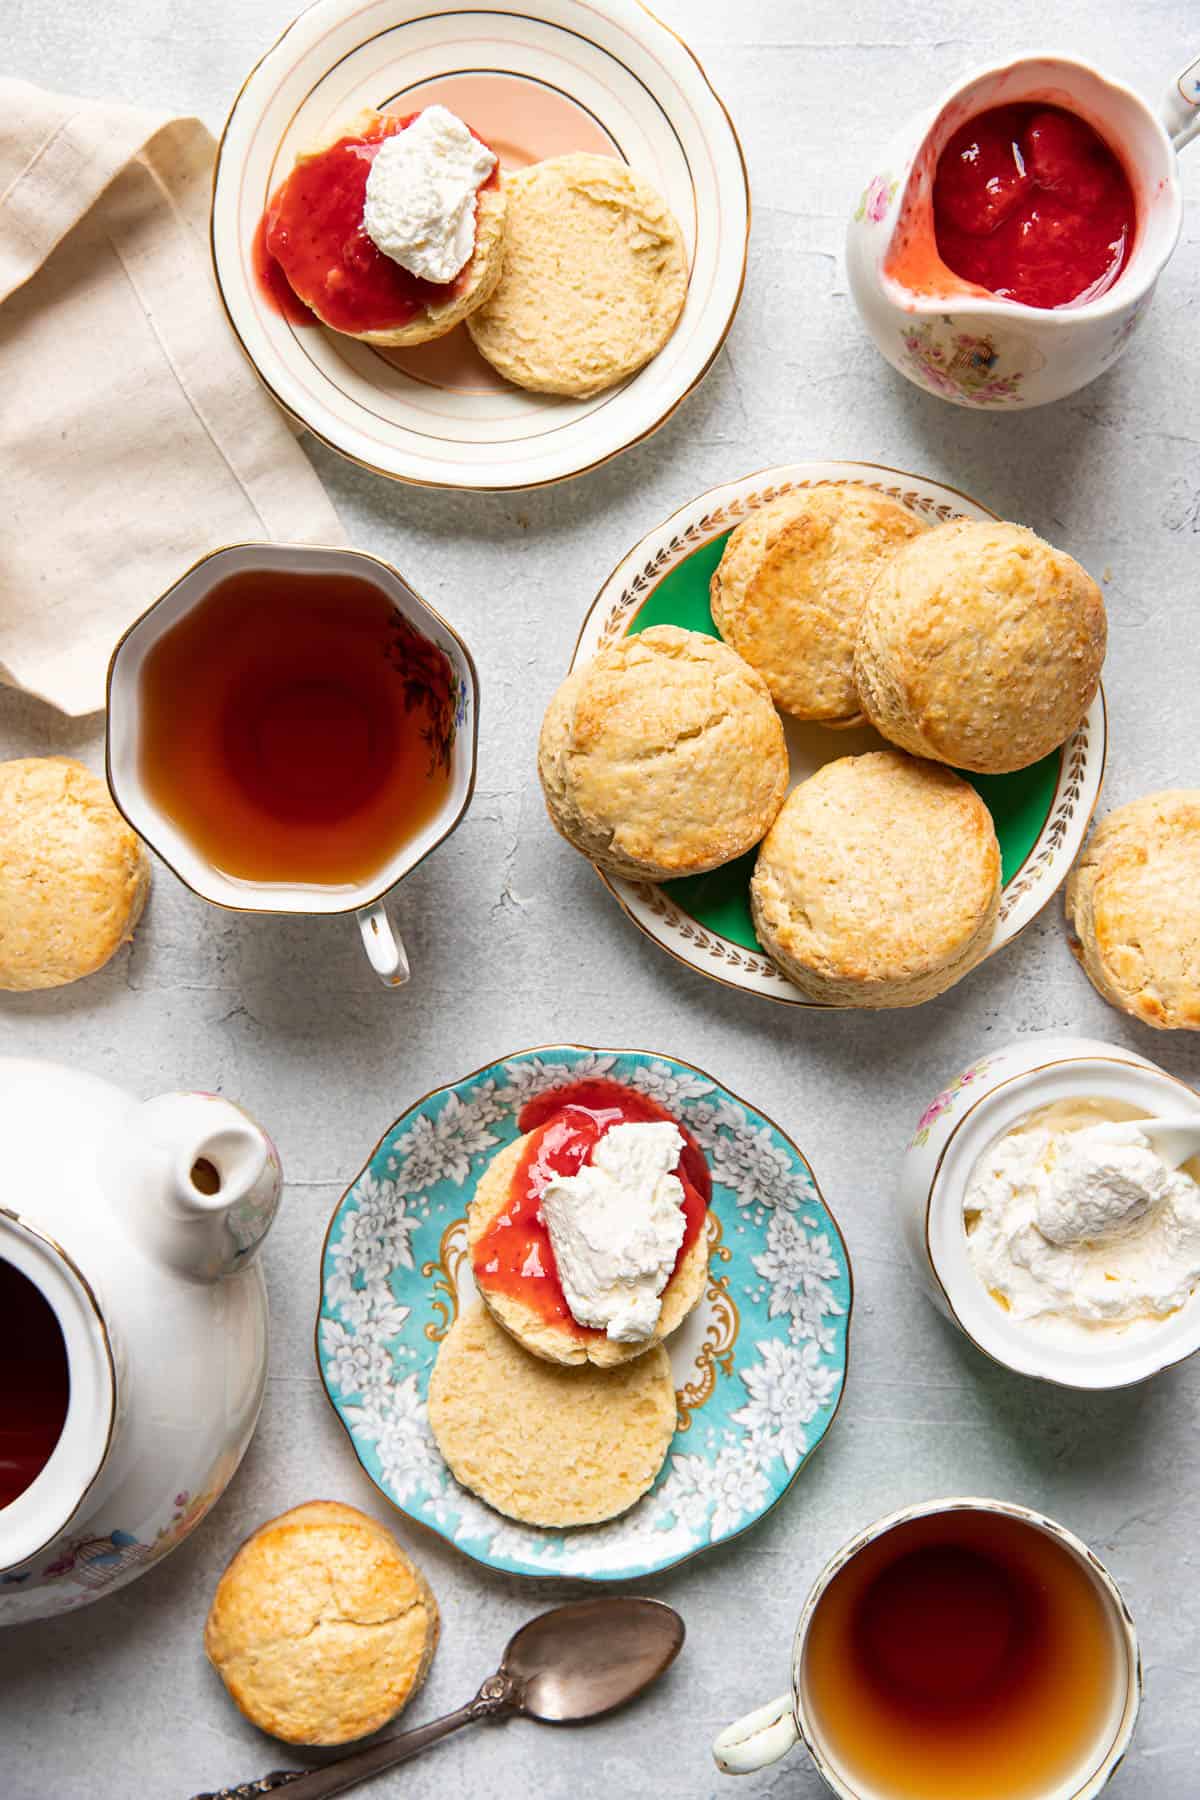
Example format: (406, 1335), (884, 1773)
(712, 1693), (799, 1775)
(1163, 54), (1200, 151)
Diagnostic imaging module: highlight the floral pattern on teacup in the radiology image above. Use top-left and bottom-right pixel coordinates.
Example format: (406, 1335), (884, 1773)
(898, 318), (1028, 406)
(910, 1058), (997, 1149)
(318, 1048), (852, 1581)
(855, 173), (897, 223)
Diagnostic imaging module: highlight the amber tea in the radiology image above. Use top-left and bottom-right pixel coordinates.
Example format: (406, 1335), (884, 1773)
(801, 1508), (1123, 1800)
(137, 567), (456, 889)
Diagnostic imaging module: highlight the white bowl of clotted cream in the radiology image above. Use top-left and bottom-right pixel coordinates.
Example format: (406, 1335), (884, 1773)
(898, 1032), (1200, 1388)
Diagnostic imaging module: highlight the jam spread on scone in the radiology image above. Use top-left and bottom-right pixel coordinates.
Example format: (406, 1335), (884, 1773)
(255, 110), (498, 334)
(472, 1079), (709, 1339)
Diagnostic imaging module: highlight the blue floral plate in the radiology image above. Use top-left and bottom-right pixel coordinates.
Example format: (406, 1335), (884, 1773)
(316, 1047), (852, 1581)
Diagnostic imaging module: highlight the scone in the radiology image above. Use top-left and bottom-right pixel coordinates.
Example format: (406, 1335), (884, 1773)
(539, 625), (789, 881)
(0, 757), (149, 991)
(854, 520), (1106, 773)
(466, 153), (687, 397)
(204, 1500), (438, 1746)
(1065, 791), (1200, 1030)
(265, 107), (507, 347)
(428, 1303), (676, 1526)
(468, 1135), (708, 1367)
(710, 486), (927, 723)
(750, 750), (1002, 1008)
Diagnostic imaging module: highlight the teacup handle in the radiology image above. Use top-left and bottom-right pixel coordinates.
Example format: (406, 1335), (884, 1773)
(712, 1693), (799, 1775)
(1164, 54), (1200, 151)
(357, 901), (410, 988)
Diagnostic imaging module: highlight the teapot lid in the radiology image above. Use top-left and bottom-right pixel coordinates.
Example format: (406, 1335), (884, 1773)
(0, 1216), (115, 1574)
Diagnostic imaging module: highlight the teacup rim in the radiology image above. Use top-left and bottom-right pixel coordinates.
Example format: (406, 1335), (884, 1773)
(788, 1494), (1142, 1800)
(104, 539), (480, 917)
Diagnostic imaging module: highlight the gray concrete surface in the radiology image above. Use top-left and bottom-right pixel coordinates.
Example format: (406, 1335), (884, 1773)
(2, 1), (1199, 1794)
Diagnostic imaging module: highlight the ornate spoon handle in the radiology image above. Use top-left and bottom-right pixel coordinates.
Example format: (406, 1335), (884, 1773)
(190, 1775), (306, 1799)
(189, 1677), (514, 1800)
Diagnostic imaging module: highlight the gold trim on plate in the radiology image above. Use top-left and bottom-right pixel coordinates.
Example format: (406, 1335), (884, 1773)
(209, 0), (750, 489)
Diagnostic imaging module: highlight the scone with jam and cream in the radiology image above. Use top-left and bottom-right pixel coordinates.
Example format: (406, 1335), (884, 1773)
(468, 1078), (710, 1367)
(257, 104), (507, 346)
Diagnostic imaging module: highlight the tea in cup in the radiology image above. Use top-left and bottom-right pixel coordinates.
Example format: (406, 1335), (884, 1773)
(107, 544), (478, 985)
(714, 1497), (1140, 1800)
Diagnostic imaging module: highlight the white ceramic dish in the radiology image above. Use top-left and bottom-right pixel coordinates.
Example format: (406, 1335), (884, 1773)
(898, 1032), (1200, 1389)
(211, 0), (749, 489)
(569, 462), (1108, 1007)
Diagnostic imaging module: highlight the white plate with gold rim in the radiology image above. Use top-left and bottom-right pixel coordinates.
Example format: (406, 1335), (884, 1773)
(568, 461), (1108, 1007)
(211, 0), (749, 489)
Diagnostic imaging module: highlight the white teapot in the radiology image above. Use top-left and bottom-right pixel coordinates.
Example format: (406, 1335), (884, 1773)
(846, 50), (1198, 408)
(0, 1058), (281, 1623)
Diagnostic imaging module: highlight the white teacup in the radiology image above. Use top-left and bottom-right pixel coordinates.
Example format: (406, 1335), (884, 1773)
(846, 50), (1199, 408)
(714, 1497), (1141, 1800)
(107, 543), (478, 987)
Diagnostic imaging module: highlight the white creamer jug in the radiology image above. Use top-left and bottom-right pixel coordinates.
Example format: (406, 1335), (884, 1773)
(846, 51), (1198, 407)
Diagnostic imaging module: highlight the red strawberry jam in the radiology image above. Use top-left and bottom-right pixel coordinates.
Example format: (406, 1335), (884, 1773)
(253, 110), (498, 334)
(932, 103), (1135, 309)
(472, 1079), (710, 1338)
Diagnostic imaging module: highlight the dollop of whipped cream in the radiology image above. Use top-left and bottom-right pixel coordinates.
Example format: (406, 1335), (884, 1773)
(964, 1112), (1200, 1330)
(541, 1121), (687, 1343)
(362, 105), (495, 284)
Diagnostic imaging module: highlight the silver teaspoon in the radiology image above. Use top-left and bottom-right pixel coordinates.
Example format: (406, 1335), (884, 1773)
(190, 1595), (685, 1800)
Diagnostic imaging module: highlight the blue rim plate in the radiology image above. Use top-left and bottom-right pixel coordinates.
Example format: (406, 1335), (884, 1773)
(316, 1046), (853, 1581)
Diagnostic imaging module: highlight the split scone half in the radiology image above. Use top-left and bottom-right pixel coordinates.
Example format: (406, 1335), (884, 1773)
(428, 1302), (677, 1527)
(751, 750), (1002, 1008)
(468, 1134), (709, 1367)
(1065, 790), (1200, 1031)
(466, 152), (687, 396)
(539, 624), (789, 882)
(264, 107), (507, 347)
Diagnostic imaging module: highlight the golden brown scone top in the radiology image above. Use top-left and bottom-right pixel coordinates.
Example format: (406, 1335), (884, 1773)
(750, 750), (1001, 1008)
(204, 1500), (438, 1746)
(0, 756), (149, 992)
(1065, 790), (1200, 1031)
(538, 624), (788, 881)
(710, 485), (927, 721)
(854, 519), (1106, 773)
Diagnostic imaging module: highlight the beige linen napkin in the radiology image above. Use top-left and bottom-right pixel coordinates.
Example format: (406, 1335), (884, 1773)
(0, 79), (345, 715)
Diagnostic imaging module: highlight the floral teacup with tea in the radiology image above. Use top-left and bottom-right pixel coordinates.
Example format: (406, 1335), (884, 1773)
(107, 543), (478, 987)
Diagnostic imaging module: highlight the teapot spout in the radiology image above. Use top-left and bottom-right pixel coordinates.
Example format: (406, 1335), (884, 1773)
(133, 1093), (282, 1280)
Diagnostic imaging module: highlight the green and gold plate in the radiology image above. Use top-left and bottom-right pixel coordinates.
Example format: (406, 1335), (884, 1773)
(570, 461), (1107, 1005)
